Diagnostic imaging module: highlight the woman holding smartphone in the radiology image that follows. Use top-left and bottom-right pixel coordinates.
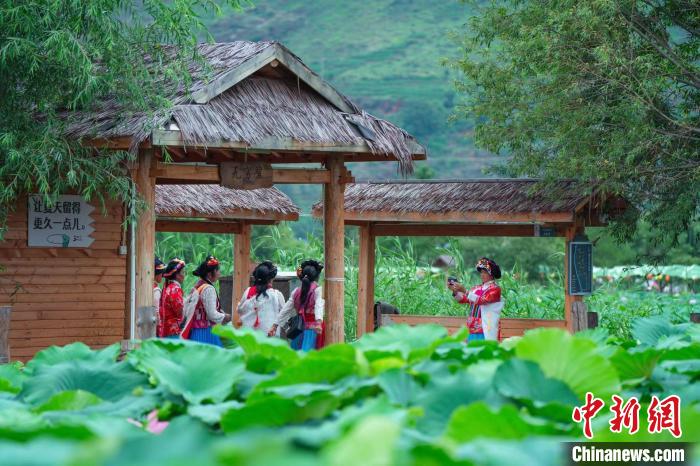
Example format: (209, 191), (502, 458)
(447, 257), (504, 342)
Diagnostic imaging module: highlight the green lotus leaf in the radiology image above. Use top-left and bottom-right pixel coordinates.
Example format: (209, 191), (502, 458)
(494, 359), (579, 407)
(20, 358), (148, 406)
(187, 400), (244, 425)
(253, 344), (363, 392)
(376, 368), (422, 407)
(632, 317), (691, 346)
(25, 342), (120, 374)
(445, 401), (563, 441)
(213, 325), (299, 373)
(285, 397), (404, 449)
(515, 328), (621, 399)
(322, 416), (401, 466)
(455, 437), (563, 466)
(103, 416), (219, 466)
(129, 339), (245, 404)
(415, 371), (491, 437)
(221, 391), (340, 432)
(0, 438), (92, 466)
(36, 390), (103, 413)
(0, 362), (25, 394)
(0, 408), (96, 442)
(352, 324), (450, 362)
(610, 347), (661, 385)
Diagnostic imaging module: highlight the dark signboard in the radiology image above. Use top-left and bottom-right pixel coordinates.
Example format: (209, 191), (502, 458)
(569, 241), (593, 295)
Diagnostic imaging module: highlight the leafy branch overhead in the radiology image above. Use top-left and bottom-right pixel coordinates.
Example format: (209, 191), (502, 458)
(0, 0), (242, 225)
(453, 0), (700, 250)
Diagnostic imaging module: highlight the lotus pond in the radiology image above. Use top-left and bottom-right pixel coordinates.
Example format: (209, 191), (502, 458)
(0, 318), (698, 466)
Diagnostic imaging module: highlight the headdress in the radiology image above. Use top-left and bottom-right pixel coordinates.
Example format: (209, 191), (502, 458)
(476, 257), (501, 279)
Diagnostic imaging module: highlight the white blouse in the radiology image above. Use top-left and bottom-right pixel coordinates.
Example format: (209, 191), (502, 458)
(200, 285), (226, 324)
(276, 286), (325, 326)
(237, 287), (285, 335)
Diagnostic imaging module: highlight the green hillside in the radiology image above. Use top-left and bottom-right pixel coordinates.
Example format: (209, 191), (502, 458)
(206, 0), (500, 181)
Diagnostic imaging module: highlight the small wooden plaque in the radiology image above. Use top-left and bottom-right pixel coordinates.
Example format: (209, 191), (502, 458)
(220, 162), (273, 190)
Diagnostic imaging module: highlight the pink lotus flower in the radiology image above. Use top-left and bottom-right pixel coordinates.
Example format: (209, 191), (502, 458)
(126, 410), (169, 434)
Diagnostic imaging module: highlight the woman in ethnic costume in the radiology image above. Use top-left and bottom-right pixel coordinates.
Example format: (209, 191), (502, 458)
(186, 255), (231, 346)
(158, 258), (186, 339)
(448, 257), (504, 342)
(268, 260), (325, 351)
(237, 261), (285, 336)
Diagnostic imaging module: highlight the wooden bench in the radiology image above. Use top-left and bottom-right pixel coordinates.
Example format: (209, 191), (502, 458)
(380, 314), (567, 340)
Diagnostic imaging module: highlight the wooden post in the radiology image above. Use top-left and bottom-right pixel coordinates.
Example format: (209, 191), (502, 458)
(134, 149), (156, 339)
(0, 306), (10, 363)
(564, 221), (584, 333)
(324, 157), (346, 344)
(233, 222), (251, 325)
(571, 301), (588, 332)
(356, 223), (375, 338)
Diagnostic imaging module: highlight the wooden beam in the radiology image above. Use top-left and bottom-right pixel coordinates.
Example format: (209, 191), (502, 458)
(151, 130), (426, 157)
(233, 223), (251, 326)
(134, 149), (156, 339)
(155, 219), (242, 234)
(152, 163), (345, 185)
(371, 223), (565, 237)
(342, 210), (574, 225)
(356, 223), (376, 338)
(324, 158), (346, 344)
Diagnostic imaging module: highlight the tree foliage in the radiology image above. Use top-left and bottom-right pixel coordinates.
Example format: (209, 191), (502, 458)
(0, 0), (241, 229)
(453, 0), (700, 252)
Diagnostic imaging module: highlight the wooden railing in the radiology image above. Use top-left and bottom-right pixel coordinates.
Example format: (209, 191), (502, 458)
(380, 314), (567, 340)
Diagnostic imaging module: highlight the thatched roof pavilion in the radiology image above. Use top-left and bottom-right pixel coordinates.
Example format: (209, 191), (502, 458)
(155, 184), (299, 221)
(312, 179), (627, 339)
(312, 179), (615, 226)
(78, 40), (425, 344)
(73, 41), (424, 174)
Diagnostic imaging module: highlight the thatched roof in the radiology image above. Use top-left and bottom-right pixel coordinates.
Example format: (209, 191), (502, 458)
(67, 42), (422, 174)
(155, 184), (299, 220)
(312, 180), (597, 216)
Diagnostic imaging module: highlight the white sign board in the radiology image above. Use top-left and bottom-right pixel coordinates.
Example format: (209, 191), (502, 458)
(27, 195), (95, 248)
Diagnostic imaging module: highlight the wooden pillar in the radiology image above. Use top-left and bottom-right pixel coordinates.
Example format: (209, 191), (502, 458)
(324, 157), (346, 344)
(0, 306), (10, 363)
(134, 149), (156, 339)
(356, 223), (375, 338)
(564, 221), (584, 333)
(233, 222), (251, 325)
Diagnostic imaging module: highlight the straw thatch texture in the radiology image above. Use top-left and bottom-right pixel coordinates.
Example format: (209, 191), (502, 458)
(312, 180), (594, 215)
(155, 184), (299, 219)
(66, 41), (421, 173)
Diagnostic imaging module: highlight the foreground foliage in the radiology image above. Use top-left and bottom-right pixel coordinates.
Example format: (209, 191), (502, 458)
(0, 319), (698, 465)
(454, 0), (700, 252)
(0, 0), (241, 228)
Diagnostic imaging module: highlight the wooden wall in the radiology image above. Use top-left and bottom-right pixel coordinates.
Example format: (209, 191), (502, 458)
(382, 315), (568, 340)
(0, 199), (128, 361)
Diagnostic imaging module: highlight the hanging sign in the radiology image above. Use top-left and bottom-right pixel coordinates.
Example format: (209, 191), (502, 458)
(27, 195), (95, 248)
(220, 162), (273, 190)
(568, 240), (593, 295)
(534, 225), (558, 237)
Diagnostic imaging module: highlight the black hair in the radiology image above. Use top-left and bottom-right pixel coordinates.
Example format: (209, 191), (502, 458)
(193, 255), (220, 281)
(298, 259), (323, 306)
(252, 261), (278, 298)
(477, 257), (502, 280)
(155, 257), (166, 276)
